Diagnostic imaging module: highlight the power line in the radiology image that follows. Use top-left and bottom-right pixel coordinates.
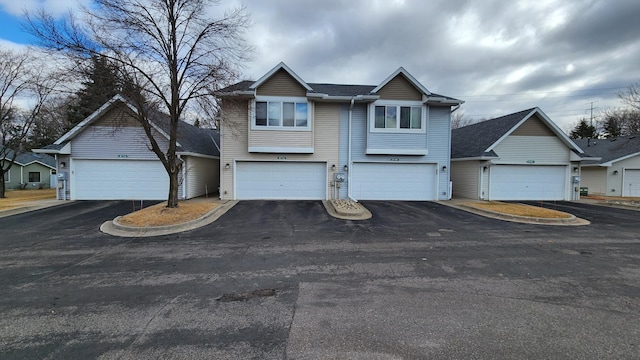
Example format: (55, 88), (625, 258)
(451, 86), (625, 98)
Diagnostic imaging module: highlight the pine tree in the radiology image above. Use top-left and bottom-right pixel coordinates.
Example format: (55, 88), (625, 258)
(570, 119), (598, 139)
(66, 55), (120, 129)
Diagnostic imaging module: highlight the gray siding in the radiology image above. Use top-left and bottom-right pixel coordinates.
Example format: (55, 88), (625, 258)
(367, 132), (427, 153)
(492, 136), (570, 164)
(450, 160), (479, 199)
(345, 104), (452, 200)
(609, 155), (640, 196)
(71, 126), (168, 160)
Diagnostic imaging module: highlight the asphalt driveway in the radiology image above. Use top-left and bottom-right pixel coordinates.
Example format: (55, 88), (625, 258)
(1, 200), (639, 359)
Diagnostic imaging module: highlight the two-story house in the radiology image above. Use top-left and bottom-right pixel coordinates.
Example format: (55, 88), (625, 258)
(215, 62), (463, 201)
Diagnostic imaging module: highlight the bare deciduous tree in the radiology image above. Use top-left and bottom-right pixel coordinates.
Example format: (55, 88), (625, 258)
(451, 110), (475, 129)
(0, 49), (58, 198)
(619, 81), (640, 112)
(26, 0), (251, 207)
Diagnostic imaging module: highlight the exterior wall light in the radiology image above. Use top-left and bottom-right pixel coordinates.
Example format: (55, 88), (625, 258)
(343, 165), (349, 172)
(225, 163), (230, 169)
(442, 165), (447, 172)
(331, 164), (336, 171)
(573, 167), (579, 173)
(613, 170), (618, 175)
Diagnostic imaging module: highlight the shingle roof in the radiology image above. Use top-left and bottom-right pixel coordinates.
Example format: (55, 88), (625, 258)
(216, 80), (462, 103)
(451, 108), (536, 159)
(0, 148), (56, 168)
(148, 109), (220, 157)
(572, 135), (640, 164)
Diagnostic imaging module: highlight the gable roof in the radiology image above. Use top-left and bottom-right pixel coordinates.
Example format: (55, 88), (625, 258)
(452, 107), (583, 159)
(372, 67), (431, 95)
(572, 135), (640, 166)
(36, 95), (219, 158)
(0, 148), (56, 169)
(216, 62), (463, 105)
(250, 62), (313, 92)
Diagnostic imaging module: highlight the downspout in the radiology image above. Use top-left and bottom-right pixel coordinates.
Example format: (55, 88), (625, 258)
(178, 154), (186, 200)
(347, 97), (356, 202)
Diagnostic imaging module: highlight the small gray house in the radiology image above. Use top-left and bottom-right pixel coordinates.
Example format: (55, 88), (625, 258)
(35, 95), (220, 200)
(573, 136), (640, 197)
(450, 108), (588, 201)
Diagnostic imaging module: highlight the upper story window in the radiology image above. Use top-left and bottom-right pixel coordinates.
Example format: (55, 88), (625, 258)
(370, 101), (426, 133)
(253, 96), (310, 130)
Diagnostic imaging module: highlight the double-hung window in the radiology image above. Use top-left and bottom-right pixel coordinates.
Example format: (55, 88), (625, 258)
(373, 104), (424, 131)
(28, 172), (40, 182)
(254, 97), (310, 130)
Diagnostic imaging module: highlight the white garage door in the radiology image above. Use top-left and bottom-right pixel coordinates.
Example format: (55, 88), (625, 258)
(490, 165), (566, 200)
(236, 162), (326, 200)
(623, 169), (640, 197)
(351, 163), (436, 200)
(73, 159), (168, 200)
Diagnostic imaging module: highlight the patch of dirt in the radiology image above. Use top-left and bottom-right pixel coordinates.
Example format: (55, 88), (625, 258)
(118, 201), (218, 227)
(464, 201), (572, 219)
(0, 189), (56, 210)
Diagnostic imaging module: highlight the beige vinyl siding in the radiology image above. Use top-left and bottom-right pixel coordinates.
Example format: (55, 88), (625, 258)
(511, 115), (555, 136)
(219, 99), (339, 200)
(249, 130), (313, 150)
(377, 75), (422, 101)
(492, 136), (570, 164)
(450, 160), (479, 199)
(184, 156), (219, 199)
(580, 167), (606, 196)
(256, 69), (307, 97)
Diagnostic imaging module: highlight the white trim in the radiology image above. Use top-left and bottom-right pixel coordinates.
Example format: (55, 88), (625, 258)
(248, 146), (314, 154)
(365, 148), (428, 155)
(4, 167), (9, 182)
(251, 97), (312, 131)
(602, 151), (640, 167)
(372, 67), (431, 95)
(368, 101), (427, 134)
(486, 108), (584, 154)
(250, 62), (313, 91)
(176, 152), (220, 160)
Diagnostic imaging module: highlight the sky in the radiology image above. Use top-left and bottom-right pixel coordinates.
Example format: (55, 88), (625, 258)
(1, 0), (639, 132)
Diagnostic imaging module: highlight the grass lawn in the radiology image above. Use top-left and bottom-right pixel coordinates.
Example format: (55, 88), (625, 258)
(464, 201), (572, 219)
(118, 201), (219, 227)
(0, 189), (56, 210)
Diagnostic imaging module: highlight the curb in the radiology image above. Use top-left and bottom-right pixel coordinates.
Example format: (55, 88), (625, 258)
(0, 200), (75, 219)
(322, 200), (372, 220)
(100, 200), (239, 237)
(438, 201), (590, 226)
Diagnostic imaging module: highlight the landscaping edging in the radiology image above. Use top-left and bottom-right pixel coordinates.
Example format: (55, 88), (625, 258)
(456, 203), (590, 226)
(323, 200), (372, 220)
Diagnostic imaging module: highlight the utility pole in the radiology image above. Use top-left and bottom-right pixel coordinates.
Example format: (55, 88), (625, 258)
(588, 101), (598, 129)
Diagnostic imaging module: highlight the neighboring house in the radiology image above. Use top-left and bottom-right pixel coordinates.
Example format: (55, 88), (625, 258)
(215, 62), (463, 201)
(1, 149), (56, 189)
(573, 136), (640, 197)
(450, 108), (588, 201)
(34, 95), (220, 201)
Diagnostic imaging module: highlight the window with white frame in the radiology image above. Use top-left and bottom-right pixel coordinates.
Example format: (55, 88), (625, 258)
(254, 97), (310, 130)
(4, 168), (9, 182)
(370, 101), (426, 132)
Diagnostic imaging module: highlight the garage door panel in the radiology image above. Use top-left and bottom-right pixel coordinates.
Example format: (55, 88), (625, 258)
(623, 169), (640, 197)
(490, 165), (565, 200)
(236, 162), (326, 200)
(351, 163), (436, 201)
(74, 160), (168, 200)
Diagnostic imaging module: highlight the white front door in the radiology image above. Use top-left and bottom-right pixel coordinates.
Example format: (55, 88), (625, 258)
(73, 159), (168, 200)
(622, 169), (640, 197)
(235, 161), (326, 200)
(490, 165), (566, 200)
(351, 163), (437, 200)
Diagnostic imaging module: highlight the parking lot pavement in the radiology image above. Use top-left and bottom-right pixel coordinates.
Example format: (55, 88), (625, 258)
(1, 200), (639, 359)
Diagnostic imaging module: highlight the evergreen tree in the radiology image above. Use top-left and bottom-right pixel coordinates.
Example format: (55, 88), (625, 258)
(570, 118), (598, 139)
(66, 55), (120, 129)
(602, 116), (622, 138)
